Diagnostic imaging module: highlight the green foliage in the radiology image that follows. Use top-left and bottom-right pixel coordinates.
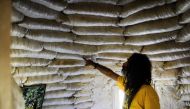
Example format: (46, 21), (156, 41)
(22, 85), (46, 109)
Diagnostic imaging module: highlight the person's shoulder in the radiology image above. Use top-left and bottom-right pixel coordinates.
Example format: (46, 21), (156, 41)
(141, 85), (159, 97)
(140, 84), (153, 90)
(117, 76), (125, 83)
(140, 85), (157, 94)
(116, 76), (126, 91)
(141, 85), (153, 89)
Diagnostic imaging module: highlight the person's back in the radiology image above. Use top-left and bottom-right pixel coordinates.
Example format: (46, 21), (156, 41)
(117, 76), (160, 109)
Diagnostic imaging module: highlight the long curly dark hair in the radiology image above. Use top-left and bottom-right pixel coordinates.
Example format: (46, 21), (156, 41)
(121, 53), (152, 108)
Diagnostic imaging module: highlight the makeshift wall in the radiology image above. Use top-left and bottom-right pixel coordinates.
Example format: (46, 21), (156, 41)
(91, 73), (115, 109)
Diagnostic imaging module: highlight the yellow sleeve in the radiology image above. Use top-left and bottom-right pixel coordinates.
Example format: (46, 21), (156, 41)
(116, 76), (125, 91)
(144, 86), (160, 109)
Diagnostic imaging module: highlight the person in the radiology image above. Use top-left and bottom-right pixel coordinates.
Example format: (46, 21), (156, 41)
(84, 53), (160, 109)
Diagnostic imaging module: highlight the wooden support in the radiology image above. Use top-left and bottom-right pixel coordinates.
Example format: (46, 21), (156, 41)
(0, 0), (24, 109)
(0, 0), (12, 109)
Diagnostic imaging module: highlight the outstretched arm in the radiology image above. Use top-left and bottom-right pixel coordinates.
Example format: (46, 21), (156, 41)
(84, 58), (120, 81)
